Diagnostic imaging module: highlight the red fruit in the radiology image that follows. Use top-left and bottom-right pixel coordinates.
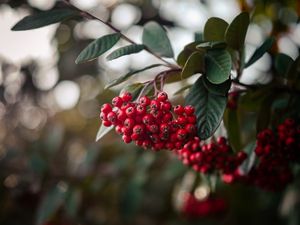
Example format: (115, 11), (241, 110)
(107, 111), (117, 123)
(125, 106), (136, 118)
(177, 129), (188, 140)
(217, 136), (227, 145)
(157, 92), (168, 101)
(122, 135), (132, 143)
(147, 124), (159, 133)
(162, 102), (172, 111)
(150, 109), (163, 119)
(184, 105), (195, 115)
(185, 124), (196, 134)
(142, 140), (151, 149)
(120, 92), (132, 102)
(160, 123), (170, 134)
(143, 114), (154, 125)
(162, 113), (172, 122)
(121, 127), (132, 135)
(103, 120), (112, 127)
(116, 110), (127, 121)
(124, 118), (135, 129)
(139, 96), (151, 106)
(100, 112), (107, 121)
(101, 103), (112, 113)
(150, 134), (159, 143)
(133, 124), (145, 135)
(136, 105), (146, 115)
(131, 133), (140, 141)
(177, 115), (187, 125)
(174, 105), (184, 115)
(150, 100), (161, 110)
(112, 96), (123, 107)
(187, 115), (197, 124)
(115, 125), (123, 135)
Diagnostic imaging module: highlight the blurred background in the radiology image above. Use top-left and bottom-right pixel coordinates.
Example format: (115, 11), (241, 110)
(1, 0), (300, 225)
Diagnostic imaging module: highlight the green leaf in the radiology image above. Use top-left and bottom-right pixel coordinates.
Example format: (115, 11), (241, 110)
(95, 124), (114, 142)
(238, 141), (256, 175)
(106, 44), (145, 61)
(204, 17), (228, 41)
(142, 21), (174, 58)
(275, 53), (293, 77)
(225, 12), (250, 50)
(76, 33), (121, 64)
(181, 52), (205, 79)
(245, 37), (275, 68)
(65, 188), (81, 217)
(202, 76), (231, 96)
(185, 76), (227, 139)
(286, 55), (300, 80)
(223, 108), (242, 152)
(256, 94), (276, 132)
(196, 41), (227, 50)
(120, 83), (145, 100)
(177, 41), (202, 67)
(105, 64), (163, 89)
(36, 184), (67, 225)
(205, 49), (232, 84)
(173, 85), (192, 95)
(11, 8), (79, 31)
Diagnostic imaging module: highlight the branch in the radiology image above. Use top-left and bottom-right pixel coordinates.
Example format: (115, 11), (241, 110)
(63, 0), (178, 68)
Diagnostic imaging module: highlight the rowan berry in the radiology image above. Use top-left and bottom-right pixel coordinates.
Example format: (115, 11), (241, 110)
(101, 103), (112, 113)
(120, 92), (132, 102)
(112, 96), (123, 107)
(174, 105), (184, 115)
(139, 96), (151, 106)
(157, 92), (168, 101)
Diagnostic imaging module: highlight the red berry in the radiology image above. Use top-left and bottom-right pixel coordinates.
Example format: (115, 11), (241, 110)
(174, 105), (184, 115)
(103, 120), (112, 127)
(131, 133), (140, 141)
(125, 106), (136, 118)
(115, 125), (123, 135)
(162, 113), (172, 122)
(147, 124), (159, 133)
(150, 100), (161, 110)
(160, 123), (170, 134)
(120, 92), (132, 102)
(150, 109), (163, 119)
(107, 111), (117, 123)
(100, 112), (107, 121)
(112, 96), (123, 107)
(122, 135), (132, 143)
(136, 105), (146, 115)
(101, 103), (112, 113)
(157, 92), (168, 101)
(139, 96), (151, 106)
(184, 105), (195, 115)
(162, 102), (172, 111)
(116, 110), (127, 121)
(187, 115), (197, 124)
(143, 114), (154, 125)
(177, 129), (188, 140)
(133, 124), (145, 135)
(124, 118), (135, 129)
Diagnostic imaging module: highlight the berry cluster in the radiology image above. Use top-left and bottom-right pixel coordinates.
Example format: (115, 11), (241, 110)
(176, 137), (247, 175)
(245, 119), (300, 191)
(182, 193), (227, 218)
(100, 92), (198, 151)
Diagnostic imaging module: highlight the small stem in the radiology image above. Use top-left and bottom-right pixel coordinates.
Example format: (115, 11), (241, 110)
(136, 81), (153, 101)
(64, 0), (177, 68)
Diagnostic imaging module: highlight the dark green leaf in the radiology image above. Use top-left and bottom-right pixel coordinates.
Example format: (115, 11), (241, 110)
(256, 94), (275, 132)
(186, 76), (227, 139)
(120, 83), (145, 100)
(202, 76), (231, 96)
(173, 85), (192, 95)
(286, 55), (300, 80)
(76, 33), (121, 64)
(176, 41), (202, 67)
(165, 71), (182, 83)
(181, 52), (205, 79)
(205, 49), (232, 84)
(245, 37), (275, 68)
(95, 124), (113, 142)
(196, 41), (227, 50)
(65, 188), (81, 217)
(11, 8), (79, 31)
(275, 53), (293, 77)
(36, 184), (67, 225)
(142, 21), (174, 58)
(105, 64), (163, 89)
(225, 12), (250, 50)
(238, 141), (256, 175)
(106, 44), (145, 61)
(223, 108), (242, 152)
(204, 17), (228, 41)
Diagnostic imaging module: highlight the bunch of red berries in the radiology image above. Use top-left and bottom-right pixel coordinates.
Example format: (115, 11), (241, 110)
(244, 118), (300, 191)
(175, 136), (247, 174)
(100, 92), (198, 151)
(182, 193), (227, 219)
